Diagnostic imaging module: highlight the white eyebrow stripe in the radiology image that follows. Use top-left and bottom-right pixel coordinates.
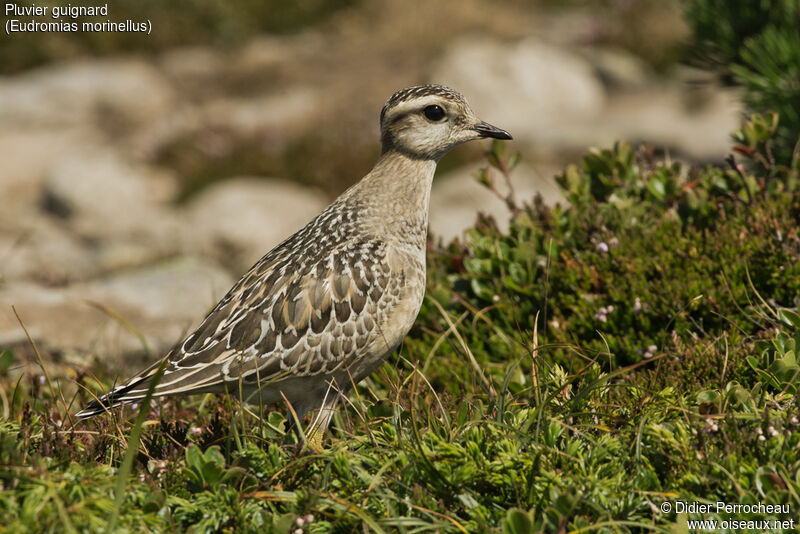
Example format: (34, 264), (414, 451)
(383, 95), (446, 124)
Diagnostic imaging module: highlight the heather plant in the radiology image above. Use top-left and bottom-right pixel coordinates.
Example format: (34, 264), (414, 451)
(416, 130), (800, 375)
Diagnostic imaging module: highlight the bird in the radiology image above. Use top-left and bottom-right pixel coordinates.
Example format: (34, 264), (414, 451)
(76, 84), (512, 445)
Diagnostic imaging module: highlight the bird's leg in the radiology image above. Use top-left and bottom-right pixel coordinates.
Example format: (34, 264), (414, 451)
(304, 380), (341, 451)
(305, 403), (335, 451)
(280, 395), (334, 451)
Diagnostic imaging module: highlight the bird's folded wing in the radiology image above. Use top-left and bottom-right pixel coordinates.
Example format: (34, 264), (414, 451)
(84, 237), (394, 409)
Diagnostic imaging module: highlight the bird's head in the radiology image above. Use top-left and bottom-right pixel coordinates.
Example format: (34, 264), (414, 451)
(379, 84), (512, 160)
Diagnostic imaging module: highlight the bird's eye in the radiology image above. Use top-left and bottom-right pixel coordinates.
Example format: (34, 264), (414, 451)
(423, 105), (446, 122)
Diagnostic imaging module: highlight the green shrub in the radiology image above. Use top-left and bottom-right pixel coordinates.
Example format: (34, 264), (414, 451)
(748, 309), (800, 394)
(417, 136), (800, 378)
(684, 0), (800, 165)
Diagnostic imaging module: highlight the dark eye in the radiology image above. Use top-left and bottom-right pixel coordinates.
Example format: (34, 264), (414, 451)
(423, 105), (446, 121)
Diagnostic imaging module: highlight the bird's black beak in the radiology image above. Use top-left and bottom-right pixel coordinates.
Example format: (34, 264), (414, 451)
(472, 121), (513, 140)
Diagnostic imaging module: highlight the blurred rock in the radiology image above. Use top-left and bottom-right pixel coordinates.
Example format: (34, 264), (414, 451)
(0, 283), (68, 349)
(0, 257), (234, 366)
(0, 58), (176, 128)
(237, 34), (324, 72)
(42, 149), (180, 245)
(159, 46), (228, 94)
(0, 128), (102, 211)
(125, 106), (201, 161)
(0, 215), (99, 285)
(12, 149), (189, 281)
(82, 256), (232, 326)
(437, 37), (740, 159)
(581, 47), (653, 89)
(430, 162), (563, 242)
(200, 87), (322, 138)
(130, 86), (323, 161)
(597, 85), (742, 160)
(95, 242), (175, 275)
(437, 37), (606, 148)
(183, 177), (329, 271)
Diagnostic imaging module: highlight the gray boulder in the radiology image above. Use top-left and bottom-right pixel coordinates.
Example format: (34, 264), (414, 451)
(0, 257), (234, 367)
(183, 177), (329, 271)
(0, 58), (175, 128)
(42, 149), (180, 246)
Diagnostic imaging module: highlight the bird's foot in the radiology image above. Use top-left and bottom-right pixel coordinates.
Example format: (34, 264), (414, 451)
(304, 429), (326, 452)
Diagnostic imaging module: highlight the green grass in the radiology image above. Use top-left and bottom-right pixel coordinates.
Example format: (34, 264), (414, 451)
(1, 117), (799, 532)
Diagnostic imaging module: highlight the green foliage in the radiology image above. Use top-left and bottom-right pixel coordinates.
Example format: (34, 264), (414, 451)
(684, 0), (800, 164)
(182, 445), (244, 492)
(684, 0), (800, 71)
(733, 26), (800, 165)
(503, 508), (534, 534)
(0, 349), (14, 376)
(426, 136), (800, 371)
(748, 309), (800, 394)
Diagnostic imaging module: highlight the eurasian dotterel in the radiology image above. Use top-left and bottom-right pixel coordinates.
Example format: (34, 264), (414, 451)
(77, 84), (512, 443)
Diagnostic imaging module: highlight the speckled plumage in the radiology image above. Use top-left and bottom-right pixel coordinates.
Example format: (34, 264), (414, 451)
(77, 84), (511, 436)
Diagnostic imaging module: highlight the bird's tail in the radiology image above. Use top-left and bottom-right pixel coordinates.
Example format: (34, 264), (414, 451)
(75, 359), (167, 419)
